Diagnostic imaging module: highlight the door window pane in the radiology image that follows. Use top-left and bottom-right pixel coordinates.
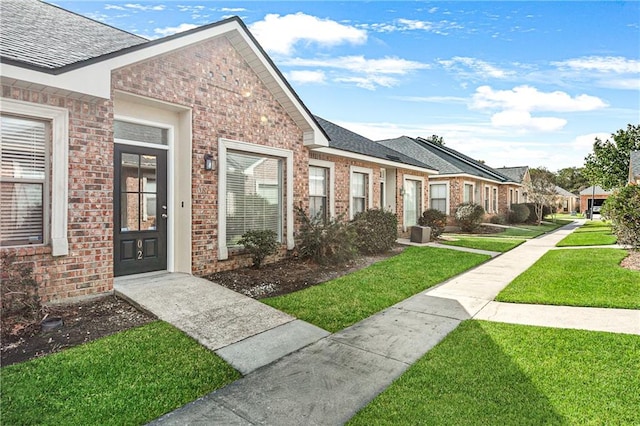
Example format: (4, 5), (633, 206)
(120, 153), (158, 232)
(404, 180), (421, 227)
(114, 121), (168, 145)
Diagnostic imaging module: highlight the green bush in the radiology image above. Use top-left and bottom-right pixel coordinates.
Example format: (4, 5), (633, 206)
(509, 203), (531, 224)
(238, 229), (279, 268)
(352, 209), (398, 254)
(523, 203), (551, 223)
(296, 207), (357, 264)
(601, 184), (640, 249)
(454, 203), (485, 232)
(489, 214), (507, 225)
(418, 209), (447, 238)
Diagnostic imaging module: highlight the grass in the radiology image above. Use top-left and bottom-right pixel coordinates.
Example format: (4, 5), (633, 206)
(440, 237), (525, 253)
(263, 247), (489, 332)
(349, 320), (640, 426)
(556, 221), (617, 246)
(1, 321), (240, 425)
(496, 249), (640, 309)
(481, 220), (571, 239)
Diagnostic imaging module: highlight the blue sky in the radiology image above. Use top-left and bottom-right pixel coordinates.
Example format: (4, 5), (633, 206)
(52, 1), (639, 172)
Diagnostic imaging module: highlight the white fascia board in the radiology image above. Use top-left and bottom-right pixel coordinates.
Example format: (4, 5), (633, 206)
(430, 173), (507, 185)
(313, 147), (438, 175)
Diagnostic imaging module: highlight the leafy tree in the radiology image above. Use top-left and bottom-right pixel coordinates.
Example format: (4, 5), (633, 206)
(555, 167), (589, 193)
(526, 168), (557, 224)
(583, 124), (640, 190)
(601, 184), (640, 249)
(427, 134), (445, 145)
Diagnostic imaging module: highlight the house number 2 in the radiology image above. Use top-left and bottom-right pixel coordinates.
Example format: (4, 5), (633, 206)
(137, 239), (143, 260)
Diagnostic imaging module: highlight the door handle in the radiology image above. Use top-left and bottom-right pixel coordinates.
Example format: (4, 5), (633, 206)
(161, 213), (168, 219)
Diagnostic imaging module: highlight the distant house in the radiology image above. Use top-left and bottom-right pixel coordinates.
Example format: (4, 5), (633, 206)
(554, 186), (579, 213)
(579, 186), (613, 213)
(494, 166), (531, 204)
(377, 137), (520, 219)
(0, 0), (436, 302)
(630, 151), (640, 184)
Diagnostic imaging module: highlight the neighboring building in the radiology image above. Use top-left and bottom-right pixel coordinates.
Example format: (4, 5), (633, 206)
(0, 1), (435, 302)
(378, 136), (520, 218)
(579, 186), (613, 213)
(630, 150), (640, 184)
(312, 118), (437, 231)
(494, 166), (531, 204)
(554, 186), (579, 213)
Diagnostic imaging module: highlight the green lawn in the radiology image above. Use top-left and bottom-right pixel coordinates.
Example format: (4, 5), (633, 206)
(1, 322), (240, 425)
(440, 237), (525, 253)
(496, 249), (640, 309)
(263, 247), (489, 332)
(556, 221), (617, 246)
(349, 320), (640, 425)
(482, 220), (571, 239)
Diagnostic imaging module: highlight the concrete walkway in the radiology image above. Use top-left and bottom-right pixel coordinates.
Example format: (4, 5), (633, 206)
(149, 221), (639, 425)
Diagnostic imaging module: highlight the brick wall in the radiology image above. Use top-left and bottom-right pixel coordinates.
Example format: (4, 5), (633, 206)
(1, 86), (113, 302)
(112, 36), (308, 276)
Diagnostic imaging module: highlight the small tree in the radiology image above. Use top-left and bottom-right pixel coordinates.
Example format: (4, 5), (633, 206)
(295, 207), (357, 265)
(238, 230), (279, 268)
(526, 168), (557, 224)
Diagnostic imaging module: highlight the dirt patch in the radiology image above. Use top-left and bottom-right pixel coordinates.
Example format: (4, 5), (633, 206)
(621, 250), (640, 271)
(1, 295), (155, 367)
(205, 245), (406, 299)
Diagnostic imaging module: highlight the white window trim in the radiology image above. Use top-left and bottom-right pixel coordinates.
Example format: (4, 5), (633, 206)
(492, 186), (499, 213)
(349, 165), (373, 219)
(403, 174), (425, 231)
(2, 98), (69, 256)
(217, 138), (294, 260)
(463, 181), (475, 204)
(309, 158), (335, 218)
(429, 181), (450, 215)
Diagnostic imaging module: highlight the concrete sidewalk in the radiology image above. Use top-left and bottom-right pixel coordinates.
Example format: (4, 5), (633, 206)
(149, 221), (638, 425)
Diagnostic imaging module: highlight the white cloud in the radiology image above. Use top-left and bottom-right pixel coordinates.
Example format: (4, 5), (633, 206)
(286, 70), (326, 85)
(392, 95), (467, 104)
(571, 132), (610, 152)
(105, 4), (126, 11)
(553, 56), (640, 74)
(153, 23), (198, 37)
(471, 85), (608, 112)
(360, 18), (463, 35)
(281, 56), (429, 75)
(123, 3), (165, 11)
(219, 7), (247, 13)
(490, 110), (567, 132)
(334, 75), (398, 90)
(440, 57), (513, 79)
(249, 13), (367, 56)
(600, 78), (640, 90)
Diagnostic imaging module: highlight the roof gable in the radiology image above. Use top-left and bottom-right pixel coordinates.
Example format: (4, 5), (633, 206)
(314, 118), (436, 171)
(0, 1), (328, 148)
(379, 136), (514, 183)
(495, 166), (529, 184)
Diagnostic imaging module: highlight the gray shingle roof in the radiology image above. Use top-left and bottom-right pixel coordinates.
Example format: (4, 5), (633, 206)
(0, 0), (146, 70)
(630, 150), (640, 179)
(495, 166), (529, 184)
(314, 117), (436, 170)
(555, 186), (576, 197)
(378, 136), (514, 182)
(579, 185), (613, 195)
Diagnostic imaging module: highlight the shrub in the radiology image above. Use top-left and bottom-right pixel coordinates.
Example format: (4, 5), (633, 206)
(1, 253), (41, 335)
(509, 203), (531, 224)
(238, 230), (279, 268)
(296, 207), (357, 264)
(601, 184), (640, 249)
(352, 209), (398, 254)
(454, 203), (485, 232)
(489, 214), (507, 225)
(418, 209), (447, 238)
(523, 203), (551, 223)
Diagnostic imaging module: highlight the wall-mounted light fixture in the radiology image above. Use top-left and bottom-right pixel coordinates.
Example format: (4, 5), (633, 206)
(204, 154), (215, 171)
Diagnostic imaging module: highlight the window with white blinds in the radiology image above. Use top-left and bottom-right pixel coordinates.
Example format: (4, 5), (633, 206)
(430, 183), (448, 213)
(309, 166), (328, 222)
(226, 151), (282, 246)
(1, 115), (48, 246)
(351, 172), (367, 216)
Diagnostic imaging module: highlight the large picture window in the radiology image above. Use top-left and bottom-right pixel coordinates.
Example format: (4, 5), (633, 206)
(1, 115), (48, 246)
(226, 151), (282, 246)
(309, 166), (328, 222)
(430, 183), (448, 213)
